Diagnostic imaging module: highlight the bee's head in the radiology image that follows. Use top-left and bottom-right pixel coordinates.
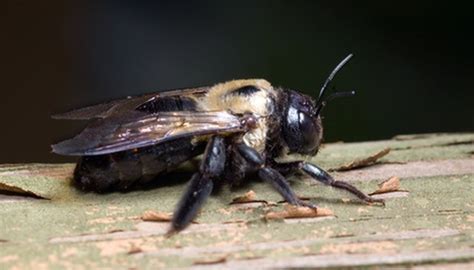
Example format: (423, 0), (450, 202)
(282, 91), (323, 155)
(281, 54), (355, 156)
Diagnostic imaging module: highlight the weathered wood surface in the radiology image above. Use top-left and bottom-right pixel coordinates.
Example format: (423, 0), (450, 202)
(0, 133), (473, 269)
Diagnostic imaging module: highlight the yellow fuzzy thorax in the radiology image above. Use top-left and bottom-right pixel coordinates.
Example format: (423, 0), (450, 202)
(202, 79), (275, 116)
(198, 79), (277, 153)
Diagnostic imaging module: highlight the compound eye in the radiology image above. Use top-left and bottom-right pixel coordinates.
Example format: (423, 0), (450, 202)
(298, 112), (319, 150)
(299, 112), (316, 135)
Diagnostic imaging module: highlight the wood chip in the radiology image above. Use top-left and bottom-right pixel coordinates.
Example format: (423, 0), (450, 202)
(141, 210), (172, 222)
(107, 229), (125, 233)
(330, 148), (391, 171)
(193, 256), (227, 265)
(231, 190), (256, 203)
(265, 205), (334, 220)
(222, 219), (247, 224)
(369, 176), (408, 195)
(230, 190), (268, 205)
(0, 183), (47, 199)
(127, 245), (142, 255)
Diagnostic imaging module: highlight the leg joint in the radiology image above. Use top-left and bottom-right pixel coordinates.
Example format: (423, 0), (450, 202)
(301, 163), (335, 185)
(200, 136), (226, 177)
(236, 143), (264, 167)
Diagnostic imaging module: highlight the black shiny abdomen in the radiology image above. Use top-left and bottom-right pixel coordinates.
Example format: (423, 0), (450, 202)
(74, 137), (206, 192)
(74, 93), (205, 192)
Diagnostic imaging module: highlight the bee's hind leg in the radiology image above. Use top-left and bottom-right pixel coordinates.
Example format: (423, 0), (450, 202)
(168, 136), (226, 235)
(272, 161), (384, 205)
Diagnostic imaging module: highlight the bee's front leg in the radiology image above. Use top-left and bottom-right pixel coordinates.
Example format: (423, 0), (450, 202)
(236, 144), (315, 208)
(272, 161), (385, 205)
(168, 136), (226, 235)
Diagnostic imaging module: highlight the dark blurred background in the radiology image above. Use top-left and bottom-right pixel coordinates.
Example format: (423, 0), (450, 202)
(2, 1), (473, 163)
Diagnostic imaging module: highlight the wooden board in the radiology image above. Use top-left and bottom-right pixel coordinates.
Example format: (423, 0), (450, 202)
(1, 133), (473, 269)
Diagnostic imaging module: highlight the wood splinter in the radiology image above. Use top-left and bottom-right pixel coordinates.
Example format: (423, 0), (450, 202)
(141, 210), (173, 222)
(369, 176), (408, 195)
(265, 205), (334, 220)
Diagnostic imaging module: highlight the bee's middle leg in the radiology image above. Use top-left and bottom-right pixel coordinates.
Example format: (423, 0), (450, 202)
(169, 136), (226, 234)
(236, 144), (315, 208)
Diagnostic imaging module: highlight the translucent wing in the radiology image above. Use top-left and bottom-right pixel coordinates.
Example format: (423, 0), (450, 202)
(52, 87), (209, 120)
(52, 110), (244, 156)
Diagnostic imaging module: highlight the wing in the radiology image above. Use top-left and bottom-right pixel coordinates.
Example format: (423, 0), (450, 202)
(52, 110), (244, 156)
(52, 86), (210, 120)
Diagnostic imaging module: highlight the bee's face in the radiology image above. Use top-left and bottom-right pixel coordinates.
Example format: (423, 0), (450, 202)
(282, 90), (323, 156)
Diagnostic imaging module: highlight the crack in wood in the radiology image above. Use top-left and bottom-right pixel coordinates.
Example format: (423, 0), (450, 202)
(331, 158), (474, 182)
(135, 228), (460, 259)
(185, 248), (474, 269)
(49, 222), (245, 244)
(391, 140), (474, 150)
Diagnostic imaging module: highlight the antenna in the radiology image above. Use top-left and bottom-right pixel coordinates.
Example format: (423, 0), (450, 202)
(313, 90), (356, 117)
(316, 54), (353, 107)
(326, 90), (356, 102)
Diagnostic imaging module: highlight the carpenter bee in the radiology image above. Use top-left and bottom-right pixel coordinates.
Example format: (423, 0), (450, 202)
(53, 54), (384, 233)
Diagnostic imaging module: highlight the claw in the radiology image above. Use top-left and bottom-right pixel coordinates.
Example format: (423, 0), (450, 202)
(164, 227), (179, 238)
(366, 197), (385, 207)
(297, 199), (318, 210)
